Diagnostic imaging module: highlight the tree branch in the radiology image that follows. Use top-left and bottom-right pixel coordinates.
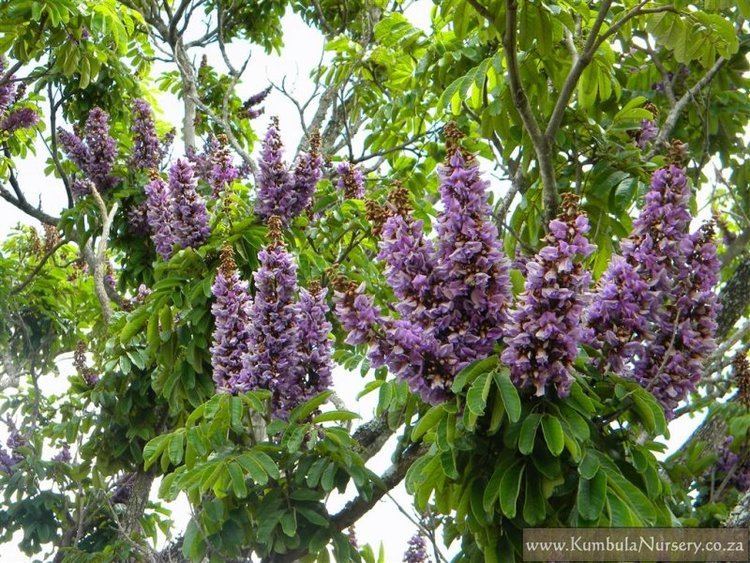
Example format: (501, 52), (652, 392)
(648, 55), (727, 158)
(502, 0), (558, 222)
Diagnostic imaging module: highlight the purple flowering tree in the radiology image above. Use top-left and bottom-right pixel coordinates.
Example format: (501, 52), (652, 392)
(2, 1), (748, 561)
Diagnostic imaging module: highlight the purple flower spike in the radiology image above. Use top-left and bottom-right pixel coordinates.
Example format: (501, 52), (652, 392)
(209, 136), (239, 197)
(241, 217), (304, 416)
(502, 194), (595, 398)
(334, 126), (513, 404)
(290, 132), (323, 216)
(169, 158), (210, 250)
(296, 282), (333, 400)
(337, 162), (365, 199)
(131, 99), (162, 170)
(0, 107), (39, 133)
(211, 246), (253, 393)
(83, 107), (118, 191)
(403, 533), (429, 563)
(144, 173), (176, 260)
(256, 117), (294, 221)
(430, 147), (513, 372)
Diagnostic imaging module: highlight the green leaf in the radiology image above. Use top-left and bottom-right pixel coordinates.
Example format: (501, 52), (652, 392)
(312, 410), (361, 424)
(518, 413), (542, 455)
(578, 450), (600, 480)
(452, 355), (498, 393)
(236, 452), (269, 485)
(523, 473), (546, 525)
(541, 415), (564, 456)
(182, 520), (205, 561)
(494, 369), (521, 423)
(289, 391), (333, 423)
(440, 450), (459, 480)
(168, 432), (184, 466)
(467, 372), (492, 417)
(578, 469), (607, 521)
(499, 461), (524, 518)
(411, 404), (447, 441)
(228, 462), (248, 498)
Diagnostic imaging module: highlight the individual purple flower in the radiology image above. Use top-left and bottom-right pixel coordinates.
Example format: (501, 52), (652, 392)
(403, 533), (429, 563)
(296, 282), (333, 400)
(131, 99), (162, 170)
(290, 132), (323, 216)
(169, 158), (210, 250)
(144, 174), (176, 260)
(717, 436), (750, 493)
(337, 162), (365, 199)
(429, 146), (513, 370)
(502, 194), (595, 398)
(241, 217), (304, 416)
(634, 119), (658, 149)
(82, 107), (118, 191)
(0, 107), (39, 133)
(256, 117), (294, 221)
(210, 246), (253, 393)
(209, 136), (239, 197)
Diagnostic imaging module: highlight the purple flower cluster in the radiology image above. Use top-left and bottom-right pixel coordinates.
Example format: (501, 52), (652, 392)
(335, 131), (513, 403)
(634, 119), (658, 149)
(53, 445), (72, 463)
(0, 418), (25, 473)
(58, 107), (118, 192)
(144, 175), (176, 259)
(210, 219), (333, 416)
(502, 194), (595, 397)
(337, 162), (365, 199)
(169, 158), (210, 250)
(127, 201), (150, 235)
(0, 107), (39, 133)
(587, 165), (720, 417)
(403, 533), (429, 563)
(0, 59), (39, 134)
(74, 341), (99, 386)
(255, 118), (323, 223)
(0, 59), (16, 110)
(210, 247), (253, 393)
(633, 223), (719, 416)
(209, 137), (239, 197)
(241, 86), (271, 119)
(131, 99), (163, 170)
(296, 282), (334, 398)
(717, 436), (750, 493)
(143, 159), (210, 259)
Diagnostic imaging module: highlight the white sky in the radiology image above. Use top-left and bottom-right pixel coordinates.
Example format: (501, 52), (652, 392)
(0, 2), (712, 561)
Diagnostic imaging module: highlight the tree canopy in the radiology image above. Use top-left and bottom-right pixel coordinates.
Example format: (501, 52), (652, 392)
(0, 1), (749, 561)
